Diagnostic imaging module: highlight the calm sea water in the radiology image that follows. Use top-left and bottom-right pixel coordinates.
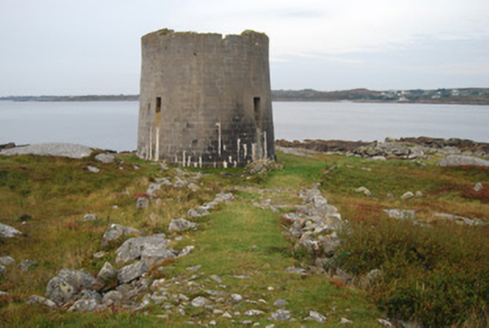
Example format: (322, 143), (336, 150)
(0, 100), (488, 152)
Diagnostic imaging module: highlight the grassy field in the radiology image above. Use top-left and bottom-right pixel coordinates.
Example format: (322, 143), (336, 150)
(0, 150), (487, 327)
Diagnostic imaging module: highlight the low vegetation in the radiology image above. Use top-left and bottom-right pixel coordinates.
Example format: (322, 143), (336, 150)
(0, 150), (487, 326)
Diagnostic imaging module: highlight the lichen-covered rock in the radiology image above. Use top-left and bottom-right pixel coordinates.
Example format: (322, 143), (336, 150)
(101, 224), (142, 247)
(97, 262), (117, 282)
(45, 276), (77, 306)
(117, 261), (148, 284)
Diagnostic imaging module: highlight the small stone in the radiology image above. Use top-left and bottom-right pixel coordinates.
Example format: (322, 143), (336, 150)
(92, 251), (106, 260)
(178, 245), (195, 257)
(186, 265), (201, 271)
(270, 309), (291, 321)
(474, 182), (484, 192)
(26, 295), (57, 310)
(136, 197), (149, 209)
(273, 299), (288, 307)
(415, 191), (423, 197)
(210, 275), (222, 283)
(401, 191), (414, 201)
(340, 317), (353, 325)
(245, 309), (264, 316)
(83, 214), (99, 221)
(0, 256), (15, 267)
(168, 218), (197, 233)
(355, 186), (371, 197)
(95, 153), (115, 163)
(378, 318), (395, 327)
(209, 321), (216, 326)
(101, 224), (142, 247)
(267, 286), (274, 291)
(191, 296), (213, 307)
(222, 312), (233, 319)
(284, 267), (307, 275)
(309, 310), (327, 323)
(231, 293), (243, 302)
(87, 166), (100, 173)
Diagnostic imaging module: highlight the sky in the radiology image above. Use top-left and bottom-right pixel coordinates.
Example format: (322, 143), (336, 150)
(0, 0), (488, 96)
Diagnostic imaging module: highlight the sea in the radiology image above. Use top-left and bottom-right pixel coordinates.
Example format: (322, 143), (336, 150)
(0, 100), (488, 152)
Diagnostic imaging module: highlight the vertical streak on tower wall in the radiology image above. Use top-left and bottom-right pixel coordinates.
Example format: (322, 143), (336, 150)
(137, 29), (275, 167)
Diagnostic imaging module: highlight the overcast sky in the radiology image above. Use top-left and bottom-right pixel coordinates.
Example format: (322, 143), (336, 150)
(1, 0), (488, 96)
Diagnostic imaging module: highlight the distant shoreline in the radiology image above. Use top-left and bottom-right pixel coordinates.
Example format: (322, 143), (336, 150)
(1, 87), (489, 105)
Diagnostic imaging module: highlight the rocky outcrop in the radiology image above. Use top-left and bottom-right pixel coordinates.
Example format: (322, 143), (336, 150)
(0, 143), (93, 159)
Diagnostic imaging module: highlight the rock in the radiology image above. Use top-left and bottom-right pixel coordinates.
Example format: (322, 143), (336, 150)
(340, 317), (353, 325)
(367, 269), (383, 282)
(146, 183), (162, 197)
(222, 312), (233, 319)
(210, 275), (222, 284)
(355, 186), (371, 197)
(0, 256), (15, 267)
(433, 213), (485, 226)
(168, 218), (197, 233)
(0, 223), (21, 238)
(45, 276), (77, 306)
(18, 259), (36, 273)
(141, 247), (177, 267)
(97, 262), (117, 282)
(378, 318), (395, 327)
(0, 143), (92, 159)
(369, 155), (387, 161)
(415, 191), (423, 197)
(401, 191), (414, 201)
(83, 214), (99, 221)
(285, 267), (307, 275)
(68, 298), (99, 312)
(136, 197), (149, 209)
(270, 309), (291, 321)
(231, 293), (243, 303)
(333, 267), (353, 285)
(191, 296), (213, 307)
(245, 309), (264, 316)
(115, 234), (171, 264)
(178, 245), (195, 257)
(117, 261), (148, 284)
(26, 295), (57, 310)
(273, 299), (289, 307)
(437, 155), (489, 167)
(87, 166), (100, 173)
(92, 251), (106, 260)
(101, 224), (142, 247)
(474, 182), (484, 192)
(95, 153), (115, 163)
(383, 209), (416, 220)
(102, 290), (123, 307)
(186, 265), (201, 271)
(309, 310), (327, 323)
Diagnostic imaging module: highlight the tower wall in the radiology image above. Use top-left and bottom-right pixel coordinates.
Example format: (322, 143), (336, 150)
(137, 29), (275, 167)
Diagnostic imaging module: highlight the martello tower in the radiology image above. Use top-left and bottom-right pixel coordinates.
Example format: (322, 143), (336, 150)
(137, 29), (275, 167)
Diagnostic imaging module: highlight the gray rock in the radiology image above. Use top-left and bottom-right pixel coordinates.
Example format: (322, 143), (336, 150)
(58, 269), (96, 291)
(367, 269), (383, 282)
(0, 143), (92, 159)
(383, 209), (416, 220)
(270, 309), (291, 321)
(474, 182), (484, 192)
(437, 155), (489, 167)
(378, 318), (395, 327)
(168, 218), (197, 233)
(101, 224), (142, 247)
(273, 299), (289, 307)
(26, 295), (57, 310)
(178, 245), (195, 257)
(18, 259), (36, 273)
(92, 251), (106, 260)
(95, 153), (115, 163)
(309, 311), (326, 323)
(209, 274), (222, 284)
(191, 296), (213, 307)
(97, 262), (117, 282)
(115, 234), (171, 264)
(245, 309), (264, 316)
(146, 183), (162, 197)
(0, 256), (15, 267)
(83, 214), (99, 221)
(141, 247), (177, 267)
(401, 191), (414, 201)
(230, 293), (243, 303)
(285, 267), (307, 275)
(87, 166), (100, 173)
(340, 317), (353, 325)
(136, 197), (149, 209)
(68, 298), (99, 312)
(117, 261), (148, 284)
(102, 290), (123, 307)
(415, 191), (423, 197)
(0, 223), (21, 238)
(355, 186), (371, 197)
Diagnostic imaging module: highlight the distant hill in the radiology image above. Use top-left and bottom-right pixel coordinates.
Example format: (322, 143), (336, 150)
(1, 88), (489, 105)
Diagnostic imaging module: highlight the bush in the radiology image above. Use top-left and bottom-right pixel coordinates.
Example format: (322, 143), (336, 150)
(338, 218), (488, 327)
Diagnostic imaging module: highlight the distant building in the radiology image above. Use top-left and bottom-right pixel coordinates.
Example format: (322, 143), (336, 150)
(137, 29), (275, 167)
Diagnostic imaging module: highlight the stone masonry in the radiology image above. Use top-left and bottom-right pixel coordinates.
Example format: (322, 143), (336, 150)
(137, 29), (275, 167)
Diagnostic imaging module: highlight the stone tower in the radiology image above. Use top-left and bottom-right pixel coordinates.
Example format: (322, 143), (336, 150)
(137, 29), (275, 167)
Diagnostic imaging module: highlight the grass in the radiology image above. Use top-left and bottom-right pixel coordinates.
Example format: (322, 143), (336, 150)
(1, 150), (488, 326)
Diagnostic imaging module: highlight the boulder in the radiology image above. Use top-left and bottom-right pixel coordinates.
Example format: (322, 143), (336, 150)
(436, 155), (489, 167)
(0, 223), (21, 238)
(115, 234), (171, 264)
(101, 224), (142, 247)
(168, 218), (197, 233)
(94, 153), (115, 164)
(102, 290), (123, 307)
